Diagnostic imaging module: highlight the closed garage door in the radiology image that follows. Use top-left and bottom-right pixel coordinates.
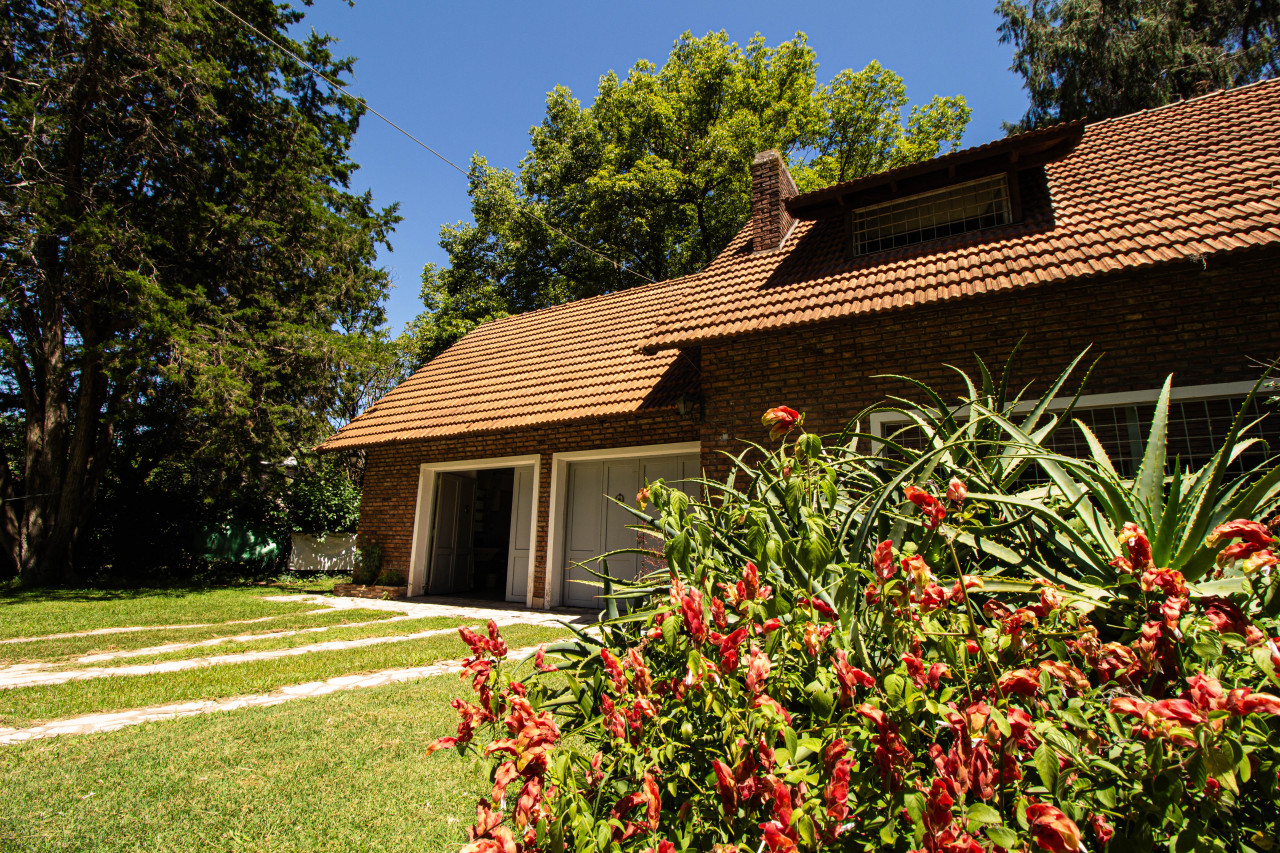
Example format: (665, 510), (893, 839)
(561, 453), (698, 608)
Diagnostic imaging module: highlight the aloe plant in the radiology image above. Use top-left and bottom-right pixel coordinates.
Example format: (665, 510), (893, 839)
(971, 374), (1280, 586)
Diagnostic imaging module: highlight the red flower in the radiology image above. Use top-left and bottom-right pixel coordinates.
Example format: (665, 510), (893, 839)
(711, 596), (728, 628)
(1206, 518), (1275, 549)
(746, 646), (771, 695)
(948, 575), (983, 603)
(752, 694), (793, 724)
(601, 648), (626, 692)
(946, 477), (967, 504)
(1038, 660), (1090, 696)
(1117, 522), (1155, 573)
(932, 828), (984, 853)
(872, 540), (897, 580)
(1140, 565), (1187, 598)
(711, 759), (737, 816)
(1026, 803), (1083, 853)
(802, 621), (834, 656)
(823, 756), (852, 820)
(1149, 698), (1206, 725)
(710, 627), (749, 672)
(757, 617), (783, 635)
(1089, 814), (1115, 845)
(924, 777), (955, 833)
(759, 820), (799, 852)
(514, 776), (543, 829)
(761, 406), (802, 441)
(833, 649), (874, 705)
(1240, 692), (1280, 716)
(904, 486), (946, 529)
(901, 554), (933, 587)
(625, 648), (653, 694)
(679, 585), (708, 644)
(805, 596), (837, 620)
(533, 644), (557, 673)
(769, 778), (795, 827)
(610, 773), (661, 841)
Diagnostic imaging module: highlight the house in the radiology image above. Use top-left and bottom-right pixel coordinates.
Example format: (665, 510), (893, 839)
(320, 79), (1280, 610)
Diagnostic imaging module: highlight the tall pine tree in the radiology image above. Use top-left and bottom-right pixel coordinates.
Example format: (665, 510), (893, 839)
(0, 0), (398, 583)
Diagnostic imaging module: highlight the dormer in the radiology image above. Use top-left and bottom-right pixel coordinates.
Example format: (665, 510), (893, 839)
(785, 121), (1086, 258)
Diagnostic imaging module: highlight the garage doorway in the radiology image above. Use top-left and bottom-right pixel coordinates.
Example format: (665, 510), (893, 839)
(558, 449), (699, 609)
(408, 456), (539, 604)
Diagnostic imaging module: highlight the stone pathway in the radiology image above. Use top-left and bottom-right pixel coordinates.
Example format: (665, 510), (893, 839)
(0, 594), (591, 690)
(0, 614), (292, 646)
(0, 644), (547, 746)
(73, 614), (419, 663)
(0, 625), (466, 689)
(268, 593), (594, 629)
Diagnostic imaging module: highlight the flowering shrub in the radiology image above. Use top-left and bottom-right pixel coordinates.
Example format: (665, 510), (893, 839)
(429, 391), (1280, 852)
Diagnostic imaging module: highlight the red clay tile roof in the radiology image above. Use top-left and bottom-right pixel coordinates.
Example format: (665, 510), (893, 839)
(640, 79), (1280, 352)
(319, 278), (699, 450)
(324, 80), (1280, 450)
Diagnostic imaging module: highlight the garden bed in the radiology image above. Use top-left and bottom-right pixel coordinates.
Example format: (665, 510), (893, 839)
(331, 583), (408, 600)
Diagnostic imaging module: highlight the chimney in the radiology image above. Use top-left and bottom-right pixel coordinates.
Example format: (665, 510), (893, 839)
(750, 149), (798, 253)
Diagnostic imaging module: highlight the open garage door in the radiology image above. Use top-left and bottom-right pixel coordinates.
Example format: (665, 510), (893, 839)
(561, 453), (698, 609)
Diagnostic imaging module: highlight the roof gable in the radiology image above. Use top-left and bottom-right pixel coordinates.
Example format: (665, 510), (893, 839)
(321, 278), (698, 450)
(641, 79), (1280, 352)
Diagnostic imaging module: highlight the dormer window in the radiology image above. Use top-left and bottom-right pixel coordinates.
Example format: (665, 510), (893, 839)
(850, 174), (1011, 256)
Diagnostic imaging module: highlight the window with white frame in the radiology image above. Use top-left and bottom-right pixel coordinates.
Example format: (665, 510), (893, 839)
(850, 174), (1011, 256)
(872, 382), (1279, 481)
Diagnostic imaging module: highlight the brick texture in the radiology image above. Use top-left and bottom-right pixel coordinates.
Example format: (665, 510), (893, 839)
(696, 246), (1280, 482)
(356, 410), (700, 600)
(751, 149), (797, 253)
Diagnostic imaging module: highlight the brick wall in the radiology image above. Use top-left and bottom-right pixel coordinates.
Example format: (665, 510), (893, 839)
(751, 150), (797, 253)
(697, 247), (1280, 481)
(354, 246), (1277, 609)
(355, 410), (699, 601)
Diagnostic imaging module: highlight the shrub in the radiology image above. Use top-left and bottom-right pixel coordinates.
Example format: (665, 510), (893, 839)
(428, 361), (1280, 853)
(375, 568), (403, 587)
(352, 544), (382, 586)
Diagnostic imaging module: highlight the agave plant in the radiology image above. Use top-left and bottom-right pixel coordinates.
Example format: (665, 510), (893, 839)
(970, 374), (1280, 590)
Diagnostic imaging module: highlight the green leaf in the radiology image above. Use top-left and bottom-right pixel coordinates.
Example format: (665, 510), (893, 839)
(986, 825), (1018, 848)
(988, 706), (1012, 738)
(783, 726), (798, 759)
(884, 673), (906, 706)
(1033, 742), (1060, 793)
(967, 803), (1001, 825)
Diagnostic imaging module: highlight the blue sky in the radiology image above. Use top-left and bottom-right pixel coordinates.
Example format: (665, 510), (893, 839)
(291, 1), (1032, 332)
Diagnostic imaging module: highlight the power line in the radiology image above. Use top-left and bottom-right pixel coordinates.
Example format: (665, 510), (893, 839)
(207, 0), (654, 284)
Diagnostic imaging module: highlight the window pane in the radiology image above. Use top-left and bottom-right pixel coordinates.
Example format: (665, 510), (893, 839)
(851, 175), (1011, 256)
(880, 395), (1279, 485)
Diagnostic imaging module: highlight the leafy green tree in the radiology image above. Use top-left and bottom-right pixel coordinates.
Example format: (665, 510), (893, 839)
(0, 0), (398, 584)
(409, 32), (970, 363)
(997, 0), (1280, 130)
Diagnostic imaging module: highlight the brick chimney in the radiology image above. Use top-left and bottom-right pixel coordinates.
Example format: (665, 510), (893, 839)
(750, 149), (798, 253)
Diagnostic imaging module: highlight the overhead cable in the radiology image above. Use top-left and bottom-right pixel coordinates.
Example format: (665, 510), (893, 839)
(207, 0), (655, 283)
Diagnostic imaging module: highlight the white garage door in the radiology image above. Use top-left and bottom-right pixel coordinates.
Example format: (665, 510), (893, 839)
(562, 453), (699, 608)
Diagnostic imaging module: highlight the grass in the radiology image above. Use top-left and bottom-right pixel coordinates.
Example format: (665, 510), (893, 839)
(0, 623), (567, 727)
(90, 614), (471, 668)
(0, 584), (330, 640)
(0, 607), (397, 665)
(0, 674), (493, 852)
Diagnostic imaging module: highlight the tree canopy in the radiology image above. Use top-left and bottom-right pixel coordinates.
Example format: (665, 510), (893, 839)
(0, 0), (398, 583)
(409, 31), (970, 364)
(997, 0), (1280, 129)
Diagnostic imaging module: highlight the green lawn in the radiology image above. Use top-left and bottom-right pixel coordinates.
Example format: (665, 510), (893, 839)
(0, 623), (567, 727)
(1, 607), (398, 665)
(87, 614), (467, 668)
(0, 584), (330, 640)
(0, 675), (493, 852)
